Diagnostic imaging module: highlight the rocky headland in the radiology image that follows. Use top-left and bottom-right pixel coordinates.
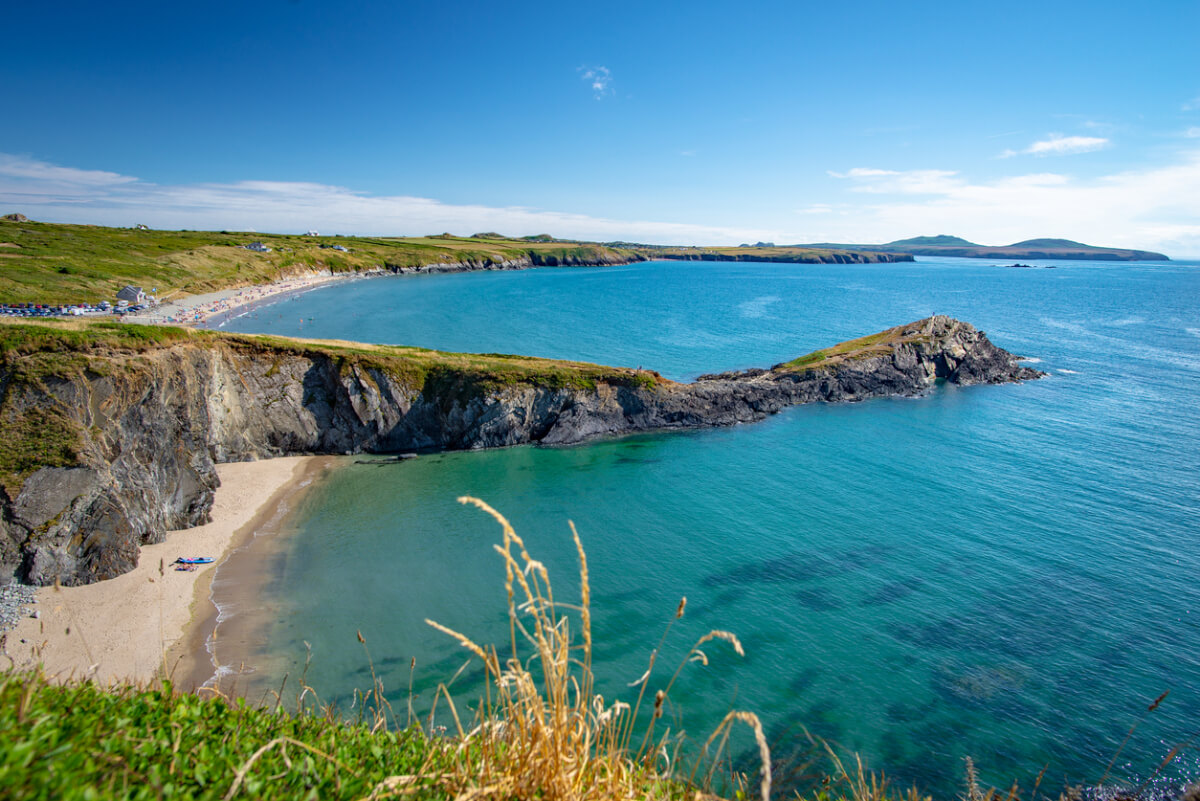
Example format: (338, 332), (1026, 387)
(638, 249), (912, 264)
(0, 316), (1042, 586)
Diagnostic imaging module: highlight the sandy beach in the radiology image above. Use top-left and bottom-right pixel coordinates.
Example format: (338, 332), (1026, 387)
(3, 456), (319, 686)
(126, 271), (351, 327)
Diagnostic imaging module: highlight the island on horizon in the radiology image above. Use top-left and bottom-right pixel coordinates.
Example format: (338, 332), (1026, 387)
(795, 234), (1169, 261)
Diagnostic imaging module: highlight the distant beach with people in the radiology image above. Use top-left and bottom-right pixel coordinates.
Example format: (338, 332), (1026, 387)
(128, 271), (350, 327)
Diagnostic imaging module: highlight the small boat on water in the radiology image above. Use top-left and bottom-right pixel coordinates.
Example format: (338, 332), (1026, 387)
(175, 557), (214, 565)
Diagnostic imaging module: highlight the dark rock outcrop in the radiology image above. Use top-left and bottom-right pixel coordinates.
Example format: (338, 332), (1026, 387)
(378, 248), (644, 275)
(0, 316), (1042, 586)
(652, 250), (912, 264)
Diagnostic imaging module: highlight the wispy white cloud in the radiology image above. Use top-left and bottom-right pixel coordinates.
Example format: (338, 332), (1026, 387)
(0, 153), (138, 194)
(578, 66), (613, 99)
(999, 134), (1110, 158)
(1026, 135), (1109, 156)
(1183, 95), (1200, 111)
(0, 154), (774, 246)
(1185, 127), (1200, 138)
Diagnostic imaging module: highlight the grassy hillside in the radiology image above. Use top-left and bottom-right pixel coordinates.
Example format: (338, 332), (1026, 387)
(0, 219), (920, 305)
(0, 220), (637, 305)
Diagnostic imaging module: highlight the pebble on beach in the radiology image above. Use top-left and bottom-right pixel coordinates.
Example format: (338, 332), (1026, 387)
(0, 581), (38, 633)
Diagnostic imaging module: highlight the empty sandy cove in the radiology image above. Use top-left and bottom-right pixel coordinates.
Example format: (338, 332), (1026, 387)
(3, 456), (319, 686)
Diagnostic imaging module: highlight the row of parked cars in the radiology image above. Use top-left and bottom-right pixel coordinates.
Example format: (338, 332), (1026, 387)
(0, 302), (148, 317)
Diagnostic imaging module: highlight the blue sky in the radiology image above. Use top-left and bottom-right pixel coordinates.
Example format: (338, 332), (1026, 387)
(2, 0), (1199, 254)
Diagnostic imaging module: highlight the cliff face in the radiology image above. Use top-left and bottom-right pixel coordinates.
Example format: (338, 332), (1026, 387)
(378, 249), (645, 275)
(649, 251), (913, 264)
(0, 316), (1041, 586)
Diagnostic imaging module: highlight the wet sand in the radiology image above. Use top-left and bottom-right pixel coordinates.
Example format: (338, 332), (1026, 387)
(3, 457), (320, 686)
(171, 456), (342, 697)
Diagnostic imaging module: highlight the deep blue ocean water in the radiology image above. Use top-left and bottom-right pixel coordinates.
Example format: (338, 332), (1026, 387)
(219, 257), (1200, 795)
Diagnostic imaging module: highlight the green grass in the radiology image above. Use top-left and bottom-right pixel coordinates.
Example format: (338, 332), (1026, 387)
(0, 672), (455, 800)
(0, 221), (638, 305)
(778, 326), (925, 373)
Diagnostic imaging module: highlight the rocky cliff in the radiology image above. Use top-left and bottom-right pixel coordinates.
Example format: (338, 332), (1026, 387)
(377, 247), (646, 275)
(644, 250), (913, 264)
(0, 316), (1041, 586)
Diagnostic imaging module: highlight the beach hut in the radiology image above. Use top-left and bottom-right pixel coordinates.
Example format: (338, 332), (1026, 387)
(116, 286), (146, 305)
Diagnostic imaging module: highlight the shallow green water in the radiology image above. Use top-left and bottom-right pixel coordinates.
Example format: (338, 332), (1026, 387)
(217, 257), (1200, 795)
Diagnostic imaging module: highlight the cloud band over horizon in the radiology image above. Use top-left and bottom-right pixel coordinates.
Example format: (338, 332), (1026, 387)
(2, 152), (1199, 257)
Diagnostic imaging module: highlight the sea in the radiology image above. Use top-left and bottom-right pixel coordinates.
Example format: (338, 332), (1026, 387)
(213, 256), (1200, 796)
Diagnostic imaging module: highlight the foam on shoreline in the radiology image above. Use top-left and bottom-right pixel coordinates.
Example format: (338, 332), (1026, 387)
(3, 456), (320, 687)
(172, 456), (341, 694)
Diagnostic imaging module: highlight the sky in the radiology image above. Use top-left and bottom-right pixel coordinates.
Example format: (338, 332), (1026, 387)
(2, 0), (1199, 255)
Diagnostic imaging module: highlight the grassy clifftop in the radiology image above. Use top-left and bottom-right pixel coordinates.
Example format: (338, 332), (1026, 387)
(0, 317), (663, 391)
(634, 244), (910, 263)
(778, 323), (927, 372)
(0, 318), (664, 493)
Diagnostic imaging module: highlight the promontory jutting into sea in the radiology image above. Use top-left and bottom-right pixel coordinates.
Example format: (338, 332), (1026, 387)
(213, 251), (1200, 795)
(1, 215), (1197, 799)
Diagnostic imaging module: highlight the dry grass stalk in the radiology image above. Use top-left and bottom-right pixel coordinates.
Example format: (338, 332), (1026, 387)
(405, 496), (771, 801)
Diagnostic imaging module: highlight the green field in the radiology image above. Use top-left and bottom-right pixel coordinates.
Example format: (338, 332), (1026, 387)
(0, 221), (637, 305)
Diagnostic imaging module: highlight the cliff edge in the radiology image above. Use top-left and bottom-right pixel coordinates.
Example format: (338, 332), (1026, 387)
(0, 316), (1042, 585)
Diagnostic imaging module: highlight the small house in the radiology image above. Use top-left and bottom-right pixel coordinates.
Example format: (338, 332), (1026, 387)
(116, 285), (146, 305)
(244, 242), (271, 253)
(306, 230), (319, 236)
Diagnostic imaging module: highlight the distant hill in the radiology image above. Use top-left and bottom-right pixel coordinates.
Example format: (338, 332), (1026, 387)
(796, 235), (1168, 261)
(885, 235), (977, 247)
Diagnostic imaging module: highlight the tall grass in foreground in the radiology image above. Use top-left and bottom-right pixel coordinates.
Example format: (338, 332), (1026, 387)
(419, 496), (771, 801)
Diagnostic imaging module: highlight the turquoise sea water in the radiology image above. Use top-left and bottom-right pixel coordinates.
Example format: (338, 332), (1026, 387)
(220, 258), (1200, 794)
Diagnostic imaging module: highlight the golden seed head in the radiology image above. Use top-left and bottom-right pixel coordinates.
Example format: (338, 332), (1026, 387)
(676, 597), (687, 619)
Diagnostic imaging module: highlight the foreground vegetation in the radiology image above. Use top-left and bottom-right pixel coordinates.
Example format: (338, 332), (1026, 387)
(2, 500), (1188, 800)
(0, 501), (760, 801)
